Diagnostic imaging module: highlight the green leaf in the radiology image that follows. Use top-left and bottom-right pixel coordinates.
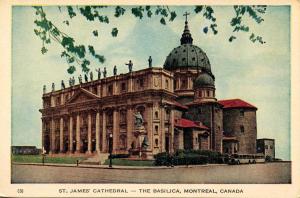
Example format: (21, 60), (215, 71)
(160, 17), (166, 25)
(145, 6), (151, 11)
(79, 6), (95, 21)
(160, 8), (168, 17)
(111, 27), (118, 37)
(93, 30), (98, 37)
(147, 10), (152, 18)
(67, 57), (74, 63)
(114, 6), (126, 17)
(41, 47), (48, 54)
(132, 7), (144, 19)
(194, 6), (203, 13)
(88, 45), (95, 56)
(169, 11), (177, 21)
(98, 15), (109, 23)
(67, 6), (76, 18)
(229, 36), (236, 42)
(67, 65), (76, 74)
(34, 29), (40, 36)
(95, 54), (105, 63)
(63, 20), (69, 25)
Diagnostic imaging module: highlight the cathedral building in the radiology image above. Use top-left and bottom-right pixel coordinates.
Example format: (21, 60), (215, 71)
(40, 18), (258, 158)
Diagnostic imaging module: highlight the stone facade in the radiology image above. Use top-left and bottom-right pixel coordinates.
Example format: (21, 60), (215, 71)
(40, 17), (261, 158)
(222, 108), (257, 154)
(257, 138), (275, 159)
(41, 68), (179, 157)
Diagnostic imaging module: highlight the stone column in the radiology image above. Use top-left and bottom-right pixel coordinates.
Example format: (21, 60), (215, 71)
(41, 119), (45, 152)
(75, 113), (81, 153)
(187, 77), (191, 89)
(50, 118), (55, 154)
(128, 75), (133, 92)
(160, 107), (165, 152)
(170, 109), (175, 153)
(112, 109), (118, 152)
(102, 111), (107, 152)
(87, 112), (92, 154)
(127, 108), (133, 151)
(95, 111), (100, 153)
(69, 116), (73, 153)
(60, 93), (64, 105)
(59, 117), (64, 152)
(146, 105), (153, 150)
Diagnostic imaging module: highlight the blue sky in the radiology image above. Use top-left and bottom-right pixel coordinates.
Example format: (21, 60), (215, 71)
(12, 6), (290, 160)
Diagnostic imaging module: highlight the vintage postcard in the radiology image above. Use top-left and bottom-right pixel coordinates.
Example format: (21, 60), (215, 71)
(0, 0), (300, 197)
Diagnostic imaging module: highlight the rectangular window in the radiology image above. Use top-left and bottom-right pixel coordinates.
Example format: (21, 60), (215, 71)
(121, 82), (126, 92)
(155, 111), (159, 119)
(165, 79), (169, 90)
(155, 139), (159, 147)
(155, 125), (159, 134)
(240, 125), (244, 133)
(240, 110), (244, 116)
(107, 85), (113, 96)
(139, 78), (144, 87)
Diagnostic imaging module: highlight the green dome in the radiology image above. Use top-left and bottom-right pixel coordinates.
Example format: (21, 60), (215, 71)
(194, 72), (215, 87)
(163, 44), (211, 71)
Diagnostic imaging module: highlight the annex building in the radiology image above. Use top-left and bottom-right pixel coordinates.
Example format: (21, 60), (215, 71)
(40, 18), (258, 158)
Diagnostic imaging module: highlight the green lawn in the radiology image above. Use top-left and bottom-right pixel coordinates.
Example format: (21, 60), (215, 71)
(103, 158), (154, 166)
(11, 154), (86, 164)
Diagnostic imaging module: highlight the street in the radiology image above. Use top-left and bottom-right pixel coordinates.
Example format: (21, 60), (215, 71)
(11, 162), (291, 184)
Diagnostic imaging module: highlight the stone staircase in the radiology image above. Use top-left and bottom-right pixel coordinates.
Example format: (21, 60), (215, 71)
(80, 153), (109, 165)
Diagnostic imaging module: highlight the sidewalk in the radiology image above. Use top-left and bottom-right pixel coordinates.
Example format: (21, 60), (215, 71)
(12, 162), (218, 170)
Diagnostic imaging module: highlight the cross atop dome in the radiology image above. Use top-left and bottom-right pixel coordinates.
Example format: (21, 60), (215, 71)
(180, 11), (193, 45)
(183, 11), (190, 23)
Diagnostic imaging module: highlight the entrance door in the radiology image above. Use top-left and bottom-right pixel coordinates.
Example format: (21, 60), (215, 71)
(184, 129), (193, 150)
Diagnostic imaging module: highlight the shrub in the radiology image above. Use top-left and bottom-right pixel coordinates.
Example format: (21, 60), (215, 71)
(154, 151), (208, 166)
(111, 154), (130, 159)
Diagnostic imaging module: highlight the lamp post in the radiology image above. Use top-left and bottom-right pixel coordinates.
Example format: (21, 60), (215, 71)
(109, 133), (113, 168)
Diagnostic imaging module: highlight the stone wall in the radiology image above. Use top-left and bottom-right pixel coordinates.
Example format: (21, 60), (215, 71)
(223, 108), (257, 154)
(185, 102), (223, 152)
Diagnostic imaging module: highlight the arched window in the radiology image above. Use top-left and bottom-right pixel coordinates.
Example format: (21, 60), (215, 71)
(155, 139), (159, 147)
(240, 125), (245, 133)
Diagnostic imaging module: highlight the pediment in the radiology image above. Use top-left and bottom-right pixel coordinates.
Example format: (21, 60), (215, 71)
(66, 88), (99, 104)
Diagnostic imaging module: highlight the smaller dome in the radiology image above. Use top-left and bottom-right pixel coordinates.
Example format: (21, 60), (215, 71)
(194, 72), (215, 87)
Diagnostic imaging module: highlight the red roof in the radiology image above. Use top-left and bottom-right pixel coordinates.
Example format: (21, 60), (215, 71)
(175, 118), (209, 130)
(172, 101), (188, 110)
(218, 99), (257, 109)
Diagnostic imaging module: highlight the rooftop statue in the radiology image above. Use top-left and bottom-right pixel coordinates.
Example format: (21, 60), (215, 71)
(43, 85), (46, 94)
(61, 80), (65, 89)
(72, 76), (75, 86)
(134, 111), (144, 128)
(103, 67), (107, 78)
(148, 56), (152, 68)
(84, 74), (88, 82)
(125, 60), (133, 72)
(78, 75), (82, 84)
(52, 83), (55, 92)
(96, 68), (101, 79)
(90, 71), (93, 81)
(69, 78), (72, 87)
(113, 65), (117, 76)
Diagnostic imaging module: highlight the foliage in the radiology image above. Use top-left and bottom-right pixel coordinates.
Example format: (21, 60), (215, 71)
(103, 158), (154, 166)
(154, 151), (209, 166)
(11, 154), (86, 164)
(33, 5), (267, 74)
(111, 153), (130, 158)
